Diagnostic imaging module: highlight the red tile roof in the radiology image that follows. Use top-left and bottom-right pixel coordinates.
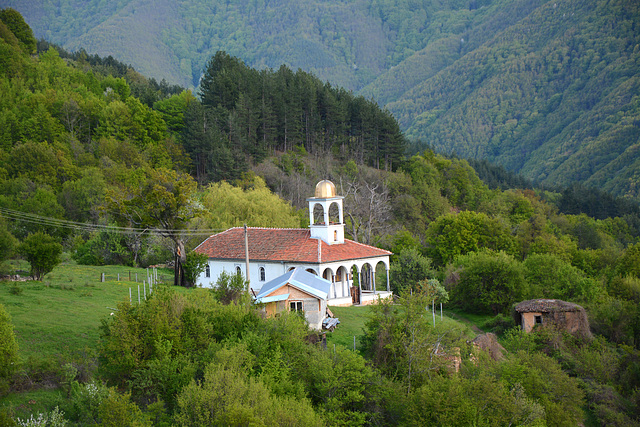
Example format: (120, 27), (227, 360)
(194, 227), (392, 264)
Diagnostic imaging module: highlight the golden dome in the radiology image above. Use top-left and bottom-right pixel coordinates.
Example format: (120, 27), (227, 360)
(315, 180), (336, 198)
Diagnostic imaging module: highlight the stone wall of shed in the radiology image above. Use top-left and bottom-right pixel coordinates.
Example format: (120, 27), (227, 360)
(521, 312), (542, 333)
(545, 310), (592, 338)
(516, 309), (592, 338)
(303, 298), (326, 330)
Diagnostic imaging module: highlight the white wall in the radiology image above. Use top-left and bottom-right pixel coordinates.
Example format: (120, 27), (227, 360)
(196, 255), (391, 297)
(196, 259), (320, 294)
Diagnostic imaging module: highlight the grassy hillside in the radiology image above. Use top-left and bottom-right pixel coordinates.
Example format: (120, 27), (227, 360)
(0, 261), (174, 360)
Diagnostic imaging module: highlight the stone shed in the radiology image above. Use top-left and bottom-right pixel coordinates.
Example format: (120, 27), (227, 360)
(514, 299), (592, 338)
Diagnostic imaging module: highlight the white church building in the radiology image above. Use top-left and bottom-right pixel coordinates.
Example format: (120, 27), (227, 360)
(193, 180), (393, 306)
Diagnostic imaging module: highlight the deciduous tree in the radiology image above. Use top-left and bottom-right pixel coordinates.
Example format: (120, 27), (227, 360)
(0, 8), (36, 54)
(106, 168), (201, 286)
(198, 174), (301, 230)
(425, 211), (514, 266)
(18, 231), (62, 280)
(389, 248), (436, 294)
(0, 216), (16, 265)
(448, 249), (526, 315)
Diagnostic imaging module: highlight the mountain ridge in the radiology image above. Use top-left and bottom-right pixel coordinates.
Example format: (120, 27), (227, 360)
(388, 0), (639, 198)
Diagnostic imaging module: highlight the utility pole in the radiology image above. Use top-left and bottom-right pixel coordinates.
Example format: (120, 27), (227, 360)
(244, 224), (250, 292)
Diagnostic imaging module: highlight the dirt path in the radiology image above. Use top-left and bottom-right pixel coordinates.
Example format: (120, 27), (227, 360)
(443, 310), (484, 335)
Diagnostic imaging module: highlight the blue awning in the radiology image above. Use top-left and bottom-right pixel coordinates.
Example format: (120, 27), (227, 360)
(256, 293), (290, 304)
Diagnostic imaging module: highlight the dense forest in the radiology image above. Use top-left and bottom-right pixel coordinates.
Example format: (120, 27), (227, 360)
(1, 9), (640, 426)
(6, 0), (640, 201)
(384, 0), (640, 201)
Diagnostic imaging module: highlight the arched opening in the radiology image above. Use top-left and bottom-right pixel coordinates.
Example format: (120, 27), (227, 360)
(328, 202), (340, 224)
(375, 260), (389, 292)
(323, 268), (335, 299)
(335, 266), (350, 298)
(259, 266), (265, 282)
(205, 264), (210, 278)
(306, 268), (318, 275)
(361, 263), (373, 291)
(313, 203), (325, 225)
(351, 265), (360, 304)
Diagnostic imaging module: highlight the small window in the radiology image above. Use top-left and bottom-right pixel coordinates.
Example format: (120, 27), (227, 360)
(534, 315), (543, 325)
(334, 230), (337, 241)
(235, 266), (242, 275)
(205, 264), (210, 278)
(259, 266), (266, 282)
(290, 301), (303, 312)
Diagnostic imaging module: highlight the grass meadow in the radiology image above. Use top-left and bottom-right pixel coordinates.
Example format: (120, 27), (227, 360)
(1, 260), (175, 361)
(325, 305), (370, 355)
(0, 260), (177, 417)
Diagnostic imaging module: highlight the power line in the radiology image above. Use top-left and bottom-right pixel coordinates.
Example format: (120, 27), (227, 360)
(0, 207), (224, 236)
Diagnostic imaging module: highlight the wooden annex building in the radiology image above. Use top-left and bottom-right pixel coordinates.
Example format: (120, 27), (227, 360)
(254, 267), (332, 330)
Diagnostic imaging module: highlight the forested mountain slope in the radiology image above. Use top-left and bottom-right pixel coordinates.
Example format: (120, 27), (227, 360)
(6, 0), (640, 202)
(384, 0), (640, 200)
(4, 0), (486, 91)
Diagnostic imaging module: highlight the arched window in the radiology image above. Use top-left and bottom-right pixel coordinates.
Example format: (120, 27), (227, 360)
(259, 266), (265, 281)
(236, 266), (242, 275)
(205, 264), (210, 278)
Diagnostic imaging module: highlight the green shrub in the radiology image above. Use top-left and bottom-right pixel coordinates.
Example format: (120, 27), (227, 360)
(97, 389), (150, 427)
(15, 406), (68, 427)
(0, 303), (19, 380)
(483, 313), (514, 336)
(182, 252), (207, 287)
(0, 407), (17, 426)
(211, 271), (248, 305)
(448, 249), (527, 315)
(63, 381), (109, 424)
(174, 362), (323, 427)
(60, 363), (78, 397)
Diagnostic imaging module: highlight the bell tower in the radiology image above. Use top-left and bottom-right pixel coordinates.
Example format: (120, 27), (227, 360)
(307, 180), (344, 245)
